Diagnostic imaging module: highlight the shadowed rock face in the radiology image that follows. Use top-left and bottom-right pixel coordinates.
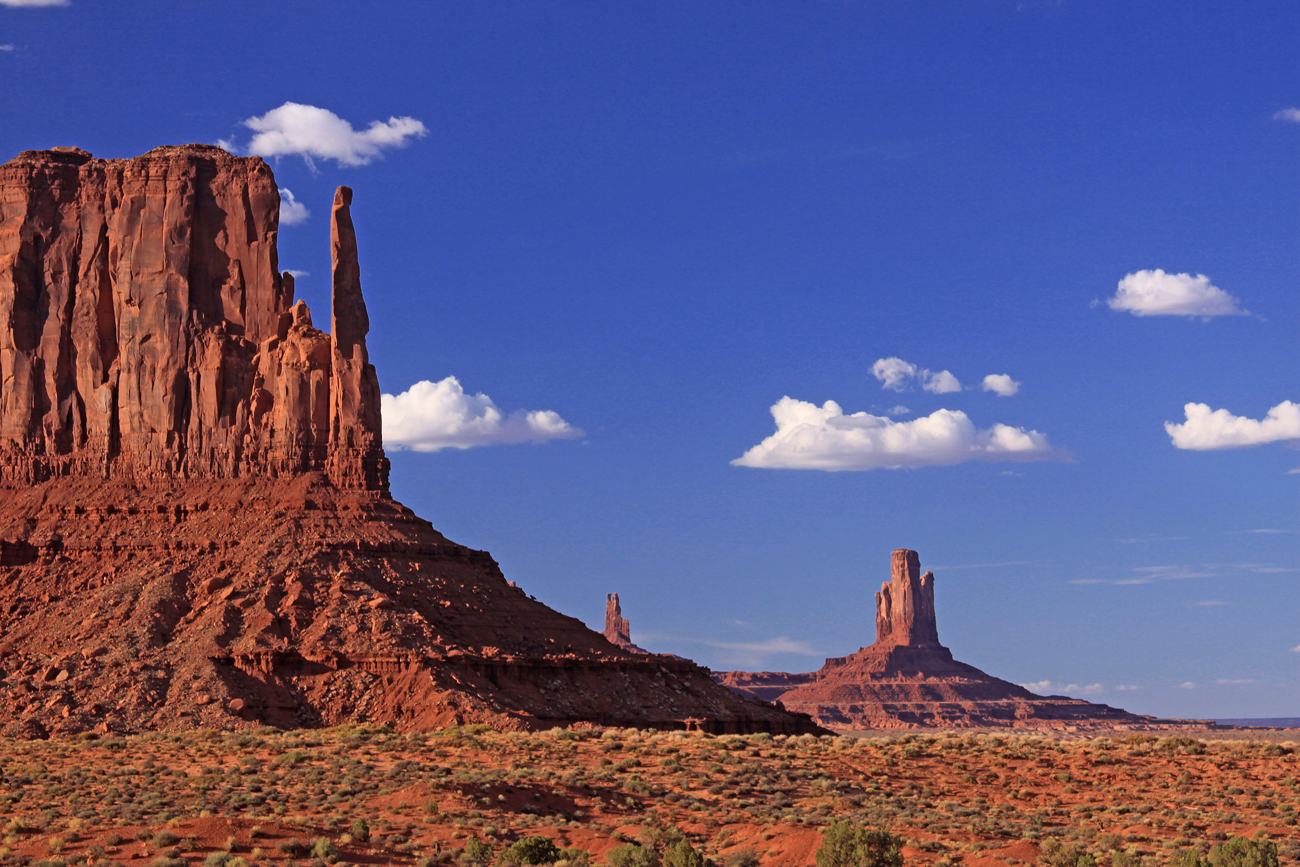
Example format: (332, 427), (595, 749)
(0, 146), (822, 738)
(715, 549), (1185, 731)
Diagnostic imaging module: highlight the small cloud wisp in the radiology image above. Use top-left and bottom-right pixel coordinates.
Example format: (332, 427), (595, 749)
(982, 374), (1021, 397)
(382, 377), (582, 452)
(871, 357), (962, 394)
(221, 102), (427, 169)
(278, 188), (310, 226)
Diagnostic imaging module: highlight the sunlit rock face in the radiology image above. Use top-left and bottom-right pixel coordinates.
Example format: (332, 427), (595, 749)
(0, 146), (823, 738)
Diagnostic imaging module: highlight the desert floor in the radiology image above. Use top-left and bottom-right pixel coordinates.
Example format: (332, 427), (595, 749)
(0, 725), (1295, 867)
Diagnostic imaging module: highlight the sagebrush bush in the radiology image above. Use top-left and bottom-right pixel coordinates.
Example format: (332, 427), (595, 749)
(815, 821), (903, 867)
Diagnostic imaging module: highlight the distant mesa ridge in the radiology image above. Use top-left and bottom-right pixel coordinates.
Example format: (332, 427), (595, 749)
(714, 549), (1205, 731)
(0, 145), (822, 738)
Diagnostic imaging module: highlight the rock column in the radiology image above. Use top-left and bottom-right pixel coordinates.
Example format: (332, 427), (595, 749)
(326, 186), (388, 491)
(874, 548), (939, 646)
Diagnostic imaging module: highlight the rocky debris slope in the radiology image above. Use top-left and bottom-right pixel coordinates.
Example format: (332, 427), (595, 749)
(0, 145), (821, 738)
(602, 593), (647, 654)
(715, 550), (1197, 731)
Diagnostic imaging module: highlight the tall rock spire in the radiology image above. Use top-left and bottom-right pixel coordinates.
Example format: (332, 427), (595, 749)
(874, 548), (940, 646)
(327, 185), (388, 491)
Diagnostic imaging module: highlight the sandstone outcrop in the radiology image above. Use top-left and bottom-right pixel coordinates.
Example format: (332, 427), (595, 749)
(0, 145), (386, 489)
(715, 549), (1188, 731)
(0, 145), (822, 738)
(602, 593), (647, 654)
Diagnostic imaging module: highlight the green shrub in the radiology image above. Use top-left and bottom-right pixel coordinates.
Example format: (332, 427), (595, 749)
(464, 839), (495, 866)
(1208, 838), (1279, 867)
(1037, 842), (1094, 867)
(311, 838), (341, 862)
(497, 837), (564, 866)
(151, 832), (179, 850)
(661, 840), (704, 867)
(815, 821), (904, 867)
(350, 818), (371, 843)
(275, 838), (306, 856)
(723, 848), (758, 867)
(561, 849), (591, 867)
(607, 843), (658, 867)
(203, 853), (230, 867)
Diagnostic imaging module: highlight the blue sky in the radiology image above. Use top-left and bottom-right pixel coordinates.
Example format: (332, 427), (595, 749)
(3, 0), (1298, 719)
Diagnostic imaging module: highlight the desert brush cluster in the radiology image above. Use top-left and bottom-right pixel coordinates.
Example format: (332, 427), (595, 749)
(0, 726), (1292, 867)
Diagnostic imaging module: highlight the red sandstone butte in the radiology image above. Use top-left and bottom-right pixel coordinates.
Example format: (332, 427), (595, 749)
(0, 145), (822, 738)
(715, 549), (1194, 731)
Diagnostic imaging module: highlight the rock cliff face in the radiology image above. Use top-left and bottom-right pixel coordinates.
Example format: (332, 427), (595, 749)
(0, 146), (821, 738)
(875, 549), (938, 647)
(715, 549), (1189, 731)
(0, 145), (385, 489)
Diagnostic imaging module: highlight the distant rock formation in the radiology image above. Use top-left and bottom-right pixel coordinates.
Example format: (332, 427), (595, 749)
(602, 593), (647, 654)
(714, 549), (1195, 731)
(0, 145), (823, 738)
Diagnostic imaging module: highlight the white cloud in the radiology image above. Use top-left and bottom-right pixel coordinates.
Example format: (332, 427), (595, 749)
(382, 376), (582, 452)
(1274, 107), (1300, 122)
(0, 44), (14, 51)
(278, 188), (310, 225)
(1071, 564), (1215, 586)
(982, 374), (1021, 397)
(1115, 684), (1140, 691)
(871, 357), (916, 391)
(1291, 645), (1300, 653)
(1165, 401), (1300, 450)
(1179, 681), (1197, 690)
(1289, 468), (1300, 475)
(0, 0), (68, 6)
(225, 102), (427, 168)
(285, 270), (309, 279)
(921, 369), (962, 393)
(703, 637), (820, 656)
(1106, 269), (1247, 317)
(887, 405), (911, 416)
(871, 356), (960, 393)
(1019, 680), (1103, 696)
(1215, 679), (1255, 685)
(732, 398), (1057, 470)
